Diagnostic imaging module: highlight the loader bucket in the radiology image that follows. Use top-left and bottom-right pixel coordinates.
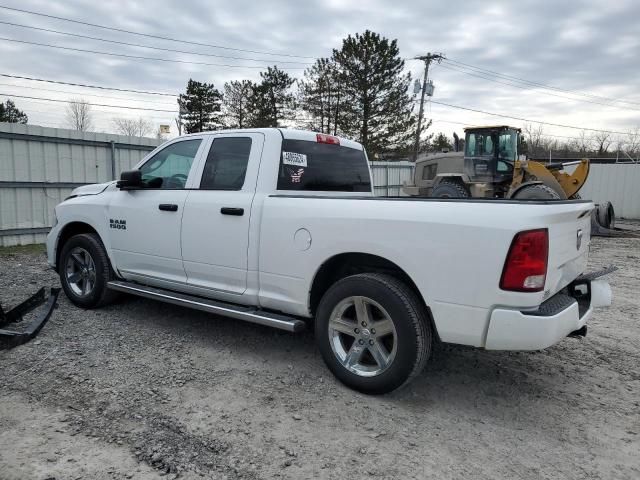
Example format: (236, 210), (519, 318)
(0, 288), (60, 349)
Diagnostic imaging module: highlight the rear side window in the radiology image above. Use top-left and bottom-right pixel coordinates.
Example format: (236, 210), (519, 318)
(277, 139), (371, 192)
(200, 137), (252, 190)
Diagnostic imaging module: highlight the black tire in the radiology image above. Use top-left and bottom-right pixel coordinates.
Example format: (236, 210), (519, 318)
(315, 273), (432, 394)
(512, 184), (561, 200)
(597, 201), (615, 229)
(59, 233), (118, 309)
(431, 179), (470, 198)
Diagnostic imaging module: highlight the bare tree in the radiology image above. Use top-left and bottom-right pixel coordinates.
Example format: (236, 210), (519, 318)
(66, 99), (93, 131)
(592, 131), (612, 155)
(569, 130), (592, 155)
(623, 126), (640, 160)
(112, 117), (154, 137)
(523, 123), (544, 156)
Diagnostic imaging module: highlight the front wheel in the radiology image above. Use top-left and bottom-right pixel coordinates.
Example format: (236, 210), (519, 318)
(59, 233), (118, 308)
(512, 184), (561, 200)
(315, 273), (432, 394)
(431, 179), (470, 198)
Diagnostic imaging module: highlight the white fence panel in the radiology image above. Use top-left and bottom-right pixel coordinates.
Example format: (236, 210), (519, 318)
(0, 123), (161, 246)
(579, 164), (640, 219)
(370, 161), (414, 197)
(3, 140), (639, 247)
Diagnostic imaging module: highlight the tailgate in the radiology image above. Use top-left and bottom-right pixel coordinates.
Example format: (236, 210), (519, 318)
(544, 203), (593, 297)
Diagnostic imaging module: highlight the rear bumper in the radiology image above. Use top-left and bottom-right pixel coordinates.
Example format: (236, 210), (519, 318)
(485, 277), (611, 351)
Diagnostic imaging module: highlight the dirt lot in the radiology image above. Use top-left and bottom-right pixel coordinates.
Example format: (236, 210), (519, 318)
(1, 229), (639, 480)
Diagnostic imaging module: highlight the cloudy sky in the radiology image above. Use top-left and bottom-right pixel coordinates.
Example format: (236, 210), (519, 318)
(0, 0), (639, 144)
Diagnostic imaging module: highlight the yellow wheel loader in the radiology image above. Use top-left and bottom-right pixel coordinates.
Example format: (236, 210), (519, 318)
(402, 125), (616, 234)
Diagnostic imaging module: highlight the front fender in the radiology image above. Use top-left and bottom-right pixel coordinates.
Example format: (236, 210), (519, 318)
(47, 203), (116, 273)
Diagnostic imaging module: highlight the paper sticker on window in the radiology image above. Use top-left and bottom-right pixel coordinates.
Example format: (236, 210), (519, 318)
(282, 151), (308, 167)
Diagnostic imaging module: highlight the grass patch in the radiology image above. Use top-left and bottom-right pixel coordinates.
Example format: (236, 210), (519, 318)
(0, 243), (46, 256)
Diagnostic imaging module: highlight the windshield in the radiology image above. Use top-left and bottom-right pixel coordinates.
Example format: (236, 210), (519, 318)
(465, 130), (517, 161)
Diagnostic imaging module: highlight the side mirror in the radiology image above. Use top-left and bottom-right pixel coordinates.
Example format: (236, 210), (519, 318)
(116, 170), (142, 189)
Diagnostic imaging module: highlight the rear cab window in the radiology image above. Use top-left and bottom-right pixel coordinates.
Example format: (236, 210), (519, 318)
(277, 139), (371, 192)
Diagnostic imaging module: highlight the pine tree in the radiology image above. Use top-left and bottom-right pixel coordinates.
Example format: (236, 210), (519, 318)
(222, 80), (254, 128)
(246, 66), (295, 128)
(430, 132), (453, 152)
(0, 99), (28, 124)
(178, 79), (223, 133)
(298, 58), (343, 134)
(333, 30), (416, 157)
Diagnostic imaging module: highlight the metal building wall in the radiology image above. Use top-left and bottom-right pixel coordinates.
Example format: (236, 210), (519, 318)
(0, 123), (161, 246)
(2, 136), (638, 248)
(579, 164), (640, 219)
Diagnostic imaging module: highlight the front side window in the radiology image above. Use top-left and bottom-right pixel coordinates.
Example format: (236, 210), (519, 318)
(139, 139), (202, 189)
(498, 131), (517, 161)
(465, 133), (494, 157)
(200, 137), (252, 190)
(277, 139), (371, 192)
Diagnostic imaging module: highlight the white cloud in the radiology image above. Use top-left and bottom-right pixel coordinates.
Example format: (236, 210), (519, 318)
(0, 0), (637, 140)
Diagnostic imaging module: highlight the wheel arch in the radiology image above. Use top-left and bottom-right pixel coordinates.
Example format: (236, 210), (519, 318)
(308, 252), (439, 341)
(433, 173), (469, 187)
(55, 221), (103, 271)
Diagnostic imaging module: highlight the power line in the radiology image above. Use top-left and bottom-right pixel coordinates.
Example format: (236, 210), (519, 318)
(435, 62), (640, 113)
(0, 93), (176, 112)
(0, 4), (316, 59)
(0, 81), (177, 107)
(0, 20), (313, 65)
(427, 117), (634, 145)
(0, 37), (306, 69)
(0, 73), (175, 96)
(427, 99), (631, 135)
(444, 58), (640, 108)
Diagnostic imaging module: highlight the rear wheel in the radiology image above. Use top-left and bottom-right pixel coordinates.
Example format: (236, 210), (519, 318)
(59, 233), (118, 308)
(431, 179), (470, 198)
(512, 184), (561, 200)
(315, 273), (432, 394)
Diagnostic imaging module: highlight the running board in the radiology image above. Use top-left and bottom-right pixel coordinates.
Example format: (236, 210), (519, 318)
(107, 281), (305, 333)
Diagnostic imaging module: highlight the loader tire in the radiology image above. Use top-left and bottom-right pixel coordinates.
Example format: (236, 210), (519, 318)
(431, 179), (470, 198)
(59, 233), (118, 309)
(512, 184), (561, 200)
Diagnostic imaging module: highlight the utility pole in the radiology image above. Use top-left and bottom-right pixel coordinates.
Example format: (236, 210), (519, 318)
(175, 98), (186, 136)
(412, 53), (444, 161)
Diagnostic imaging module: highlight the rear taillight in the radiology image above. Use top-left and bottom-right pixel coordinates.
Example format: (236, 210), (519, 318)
(316, 133), (340, 145)
(500, 229), (548, 292)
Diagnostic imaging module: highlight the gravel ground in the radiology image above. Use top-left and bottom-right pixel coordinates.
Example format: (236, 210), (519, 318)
(0, 228), (639, 480)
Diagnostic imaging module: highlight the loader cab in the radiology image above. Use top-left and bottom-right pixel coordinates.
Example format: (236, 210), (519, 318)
(464, 126), (520, 184)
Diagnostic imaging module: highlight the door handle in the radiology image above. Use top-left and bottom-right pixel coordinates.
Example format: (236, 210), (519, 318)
(220, 207), (244, 216)
(158, 204), (178, 212)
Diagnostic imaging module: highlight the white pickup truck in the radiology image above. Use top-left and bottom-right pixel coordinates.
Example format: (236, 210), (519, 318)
(47, 128), (612, 393)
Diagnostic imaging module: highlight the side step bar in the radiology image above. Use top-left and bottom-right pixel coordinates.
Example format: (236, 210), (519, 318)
(107, 281), (305, 333)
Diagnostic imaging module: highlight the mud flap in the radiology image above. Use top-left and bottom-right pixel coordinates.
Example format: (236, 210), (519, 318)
(0, 288), (61, 350)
